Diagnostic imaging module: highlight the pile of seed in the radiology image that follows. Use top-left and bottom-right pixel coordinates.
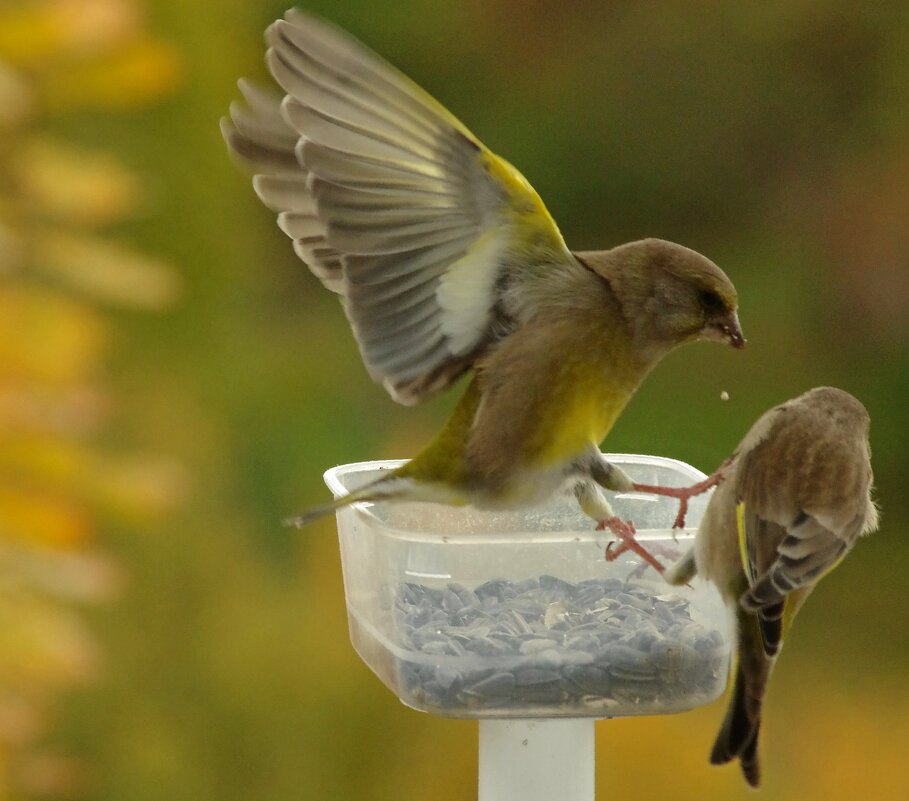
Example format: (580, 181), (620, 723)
(392, 575), (727, 715)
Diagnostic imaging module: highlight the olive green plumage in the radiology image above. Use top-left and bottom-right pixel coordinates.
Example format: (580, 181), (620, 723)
(667, 386), (879, 787)
(222, 10), (744, 525)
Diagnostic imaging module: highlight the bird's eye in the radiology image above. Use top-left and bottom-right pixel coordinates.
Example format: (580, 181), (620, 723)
(699, 289), (725, 313)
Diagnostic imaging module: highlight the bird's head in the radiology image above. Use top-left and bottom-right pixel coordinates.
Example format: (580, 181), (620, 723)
(583, 238), (744, 355)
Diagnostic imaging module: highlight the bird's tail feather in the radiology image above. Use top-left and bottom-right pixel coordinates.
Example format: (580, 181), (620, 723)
(756, 602), (784, 657)
(283, 472), (412, 528)
(711, 609), (773, 788)
(710, 662), (763, 787)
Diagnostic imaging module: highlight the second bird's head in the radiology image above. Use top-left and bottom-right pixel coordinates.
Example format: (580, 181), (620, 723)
(577, 238), (744, 354)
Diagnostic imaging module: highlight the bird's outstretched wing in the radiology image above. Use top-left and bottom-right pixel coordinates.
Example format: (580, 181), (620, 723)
(222, 10), (573, 404)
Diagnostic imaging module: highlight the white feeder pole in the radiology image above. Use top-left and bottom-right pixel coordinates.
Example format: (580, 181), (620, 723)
(478, 719), (595, 801)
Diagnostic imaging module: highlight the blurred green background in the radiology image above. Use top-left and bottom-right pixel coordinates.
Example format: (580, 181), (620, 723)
(2, 0), (908, 799)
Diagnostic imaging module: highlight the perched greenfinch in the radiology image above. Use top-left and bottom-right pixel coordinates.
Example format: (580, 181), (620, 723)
(221, 10), (745, 528)
(666, 386), (879, 787)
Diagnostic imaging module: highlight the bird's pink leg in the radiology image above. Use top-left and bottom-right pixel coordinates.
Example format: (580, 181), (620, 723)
(597, 517), (666, 574)
(632, 457), (734, 529)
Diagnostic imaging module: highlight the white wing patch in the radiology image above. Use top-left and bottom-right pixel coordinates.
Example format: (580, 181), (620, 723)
(436, 231), (509, 355)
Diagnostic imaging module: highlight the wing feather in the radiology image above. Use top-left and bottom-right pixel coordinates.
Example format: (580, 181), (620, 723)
(252, 175), (315, 213)
(343, 237), (475, 285)
(735, 391), (873, 615)
(224, 10), (573, 404)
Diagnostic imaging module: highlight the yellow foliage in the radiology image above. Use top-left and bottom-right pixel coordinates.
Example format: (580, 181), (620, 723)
(0, 287), (107, 386)
(0, 2), (183, 796)
(16, 138), (142, 227)
(0, 2), (67, 67)
(0, 595), (98, 689)
(44, 0), (142, 55)
(0, 487), (90, 549)
(39, 231), (182, 309)
(84, 454), (188, 522)
(0, 64), (33, 128)
(0, 2), (182, 112)
(0, 0), (141, 66)
(0, 385), (107, 437)
(41, 36), (183, 111)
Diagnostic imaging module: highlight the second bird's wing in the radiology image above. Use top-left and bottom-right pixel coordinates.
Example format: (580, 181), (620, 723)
(222, 10), (573, 404)
(732, 394), (873, 649)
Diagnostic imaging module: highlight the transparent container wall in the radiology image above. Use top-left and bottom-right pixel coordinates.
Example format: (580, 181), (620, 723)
(326, 455), (732, 720)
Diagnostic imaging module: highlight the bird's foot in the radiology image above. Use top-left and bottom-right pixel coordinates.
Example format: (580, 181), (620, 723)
(631, 457), (734, 529)
(598, 516), (666, 574)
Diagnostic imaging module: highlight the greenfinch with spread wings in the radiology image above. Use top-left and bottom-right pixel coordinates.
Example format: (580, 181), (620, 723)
(221, 9), (745, 527)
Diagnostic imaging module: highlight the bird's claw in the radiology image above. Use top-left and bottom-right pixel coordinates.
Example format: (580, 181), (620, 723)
(631, 457), (734, 529)
(598, 516), (665, 574)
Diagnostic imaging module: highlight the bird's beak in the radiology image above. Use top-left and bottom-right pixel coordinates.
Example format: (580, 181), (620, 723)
(705, 310), (746, 349)
(720, 310), (745, 349)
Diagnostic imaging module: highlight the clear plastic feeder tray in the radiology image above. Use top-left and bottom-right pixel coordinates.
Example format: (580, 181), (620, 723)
(326, 455), (731, 720)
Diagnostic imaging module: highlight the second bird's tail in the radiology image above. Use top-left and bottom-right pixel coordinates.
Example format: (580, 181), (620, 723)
(710, 609), (774, 788)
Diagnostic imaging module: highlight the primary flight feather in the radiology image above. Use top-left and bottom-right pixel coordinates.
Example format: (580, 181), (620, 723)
(222, 9), (745, 527)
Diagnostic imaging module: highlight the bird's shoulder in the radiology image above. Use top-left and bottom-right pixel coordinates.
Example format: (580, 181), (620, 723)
(736, 390), (872, 531)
